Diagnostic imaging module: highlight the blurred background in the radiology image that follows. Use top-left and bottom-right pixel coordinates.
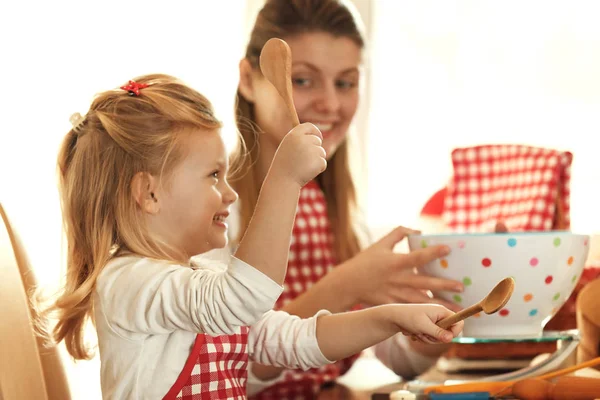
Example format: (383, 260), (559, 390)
(1, 0), (599, 397)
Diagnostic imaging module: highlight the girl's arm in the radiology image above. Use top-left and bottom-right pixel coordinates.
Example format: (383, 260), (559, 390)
(314, 304), (460, 362)
(249, 227), (460, 381)
(248, 304), (462, 373)
(234, 123), (325, 285)
(97, 257), (282, 337)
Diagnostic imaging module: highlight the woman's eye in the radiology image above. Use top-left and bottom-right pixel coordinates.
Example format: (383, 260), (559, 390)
(292, 77), (312, 87)
(336, 80), (357, 90)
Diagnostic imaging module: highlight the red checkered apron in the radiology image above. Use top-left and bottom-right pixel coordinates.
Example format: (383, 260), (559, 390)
(163, 327), (249, 400)
(250, 180), (360, 400)
(442, 145), (572, 232)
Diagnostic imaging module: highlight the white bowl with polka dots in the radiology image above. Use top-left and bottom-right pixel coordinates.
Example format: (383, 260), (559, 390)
(408, 232), (590, 338)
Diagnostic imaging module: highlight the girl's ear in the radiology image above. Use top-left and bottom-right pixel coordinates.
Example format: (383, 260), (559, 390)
(131, 172), (160, 214)
(238, 58), (256, 103)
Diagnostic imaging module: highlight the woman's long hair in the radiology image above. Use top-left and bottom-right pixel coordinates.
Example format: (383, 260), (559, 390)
(232, 0), (366, 263)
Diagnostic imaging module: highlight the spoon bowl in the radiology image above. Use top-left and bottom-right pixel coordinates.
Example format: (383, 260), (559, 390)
(437, 277), (515, 330)
(481, 276), (515, 314)
(259, 38), (300, 126)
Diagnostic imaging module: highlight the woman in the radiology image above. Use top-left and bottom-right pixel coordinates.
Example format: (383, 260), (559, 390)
(228, 0), (465, 398)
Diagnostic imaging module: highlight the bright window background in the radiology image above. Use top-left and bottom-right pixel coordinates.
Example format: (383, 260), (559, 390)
(1, 1), (247, 398)
(366, 1), (600, 239)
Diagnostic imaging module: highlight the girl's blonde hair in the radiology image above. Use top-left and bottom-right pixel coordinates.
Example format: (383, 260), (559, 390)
(49, 74), (221, 360)
(232, 0), (365, 263)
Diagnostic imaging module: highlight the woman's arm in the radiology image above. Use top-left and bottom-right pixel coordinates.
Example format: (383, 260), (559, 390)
(283, 226), (463, 317)
(373, 334), (450, 379)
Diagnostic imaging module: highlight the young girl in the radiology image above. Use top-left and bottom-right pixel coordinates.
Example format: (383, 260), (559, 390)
(46, 74), (462, 399)
(228, 0), (467, 398)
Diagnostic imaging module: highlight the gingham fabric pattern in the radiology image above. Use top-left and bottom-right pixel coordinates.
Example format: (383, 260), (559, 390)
(442, 145), (572, 232)
(164, 327), (249, 400)
(250, 180), (360, 400)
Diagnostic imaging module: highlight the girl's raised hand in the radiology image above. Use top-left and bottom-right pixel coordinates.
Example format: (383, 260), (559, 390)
(271, 123), (327, 187)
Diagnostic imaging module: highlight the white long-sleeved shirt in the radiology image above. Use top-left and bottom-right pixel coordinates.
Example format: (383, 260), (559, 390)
(200, 203), (439, 395)
(94, 255), (333, 399)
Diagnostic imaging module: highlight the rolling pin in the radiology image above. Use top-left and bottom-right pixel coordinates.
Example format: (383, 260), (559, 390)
(577, 277), (600, 369)
(512, 376), (600, 400)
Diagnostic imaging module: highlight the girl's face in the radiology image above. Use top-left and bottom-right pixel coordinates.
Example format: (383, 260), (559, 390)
(153, 129), (238, 257)
(243, 32), (362, 159)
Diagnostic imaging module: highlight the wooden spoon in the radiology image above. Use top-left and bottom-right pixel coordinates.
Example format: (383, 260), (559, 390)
(259, 38), (300, 127)
(437, 276), (515, 329)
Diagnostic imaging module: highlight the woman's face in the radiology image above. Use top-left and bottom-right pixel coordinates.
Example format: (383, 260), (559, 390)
(244, 31), (362, 159)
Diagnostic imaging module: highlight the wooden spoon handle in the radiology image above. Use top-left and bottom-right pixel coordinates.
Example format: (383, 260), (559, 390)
(437, 303), (483, 330)
(285, 94), (300, 126)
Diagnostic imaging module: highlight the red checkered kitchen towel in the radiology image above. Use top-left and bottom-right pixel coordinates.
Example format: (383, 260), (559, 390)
(442, 144), (572, 232)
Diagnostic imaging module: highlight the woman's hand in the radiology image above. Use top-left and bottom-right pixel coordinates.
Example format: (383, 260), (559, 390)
(495, 221), (509, 233)
(342, 226), (464, 312)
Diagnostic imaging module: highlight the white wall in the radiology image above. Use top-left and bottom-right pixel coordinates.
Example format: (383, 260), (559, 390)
(366, 1), (600, 239)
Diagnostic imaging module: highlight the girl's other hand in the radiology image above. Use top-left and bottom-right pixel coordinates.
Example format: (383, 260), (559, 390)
(392, 304), (463, 344)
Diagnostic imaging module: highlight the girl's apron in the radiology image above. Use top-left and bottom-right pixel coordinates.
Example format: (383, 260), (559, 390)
(163, 327), (250, 400)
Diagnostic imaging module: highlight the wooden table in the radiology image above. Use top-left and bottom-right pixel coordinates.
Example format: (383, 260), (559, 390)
(317, 382), (405, 400)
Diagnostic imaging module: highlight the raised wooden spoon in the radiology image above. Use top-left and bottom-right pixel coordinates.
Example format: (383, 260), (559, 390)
(259, 38), (300, 127)
(437, 276), (515, 329)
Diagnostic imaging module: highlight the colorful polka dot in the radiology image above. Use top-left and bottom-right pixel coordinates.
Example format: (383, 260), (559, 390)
(545, 275), (553, 285)
(420, 240), (427, 248)
(482, 258), (492, 268)
(474, 312), (482, 318)
(507, 238), (517, 247)
(499, 309), (510, 317)
(463, 277), (472, 286)
(530, 257), (539, 267)
(524, 293), (533, 302)
(568, 256), (574, 266)
(453, 295), (462, 303)
(529, 309), (538, 316)
(457, 240), (466, 249)
(553, 237), (561, 247)
(584, 238), (589, 246)
(553, 293), (560, 301)
(572, 275), (578, 283)
(440, 259), (448, 268)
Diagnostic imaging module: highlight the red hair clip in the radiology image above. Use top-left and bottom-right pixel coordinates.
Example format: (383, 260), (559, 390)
(120, 80), (149, 96)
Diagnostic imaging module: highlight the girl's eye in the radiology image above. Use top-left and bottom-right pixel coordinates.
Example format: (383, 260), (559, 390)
(210, 170), (219, 179)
